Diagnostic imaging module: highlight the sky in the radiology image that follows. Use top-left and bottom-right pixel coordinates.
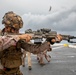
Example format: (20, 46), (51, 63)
(0, 0), (76, 43)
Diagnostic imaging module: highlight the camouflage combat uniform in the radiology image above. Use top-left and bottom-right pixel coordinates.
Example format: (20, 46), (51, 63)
(0, 11), (52, 75)
(0, 11), (23, 75)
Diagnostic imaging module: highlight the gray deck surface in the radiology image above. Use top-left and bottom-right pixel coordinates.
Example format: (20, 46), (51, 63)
(20, 46), (76, 75)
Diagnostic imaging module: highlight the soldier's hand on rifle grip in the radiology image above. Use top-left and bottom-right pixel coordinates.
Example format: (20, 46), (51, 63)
(56, 34), (63, 43)
(18, 34), (32, 42)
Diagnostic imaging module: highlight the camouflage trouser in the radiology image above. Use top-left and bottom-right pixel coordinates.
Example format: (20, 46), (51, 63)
(0, 67), (23, 75)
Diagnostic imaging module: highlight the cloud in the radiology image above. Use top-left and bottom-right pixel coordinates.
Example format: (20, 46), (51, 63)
(20, 6), (76, 33)
(0, 0), (76, 36)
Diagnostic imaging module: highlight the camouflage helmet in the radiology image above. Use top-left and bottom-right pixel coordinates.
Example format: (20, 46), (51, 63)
(2, 11), (23, 29)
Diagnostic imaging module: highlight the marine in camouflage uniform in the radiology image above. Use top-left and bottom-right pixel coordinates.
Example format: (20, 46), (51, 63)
(0, 11), (63, 75)
(0, 11), (24, 75)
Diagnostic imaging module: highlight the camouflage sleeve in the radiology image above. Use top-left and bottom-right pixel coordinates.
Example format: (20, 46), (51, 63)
(17, 40), (52, 54)
(27, 42), (52, 54)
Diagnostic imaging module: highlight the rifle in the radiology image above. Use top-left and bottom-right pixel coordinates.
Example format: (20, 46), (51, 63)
(1, 28), (76, 43)
(25, 28), (76, 43)
(25, 28), (57, 44)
